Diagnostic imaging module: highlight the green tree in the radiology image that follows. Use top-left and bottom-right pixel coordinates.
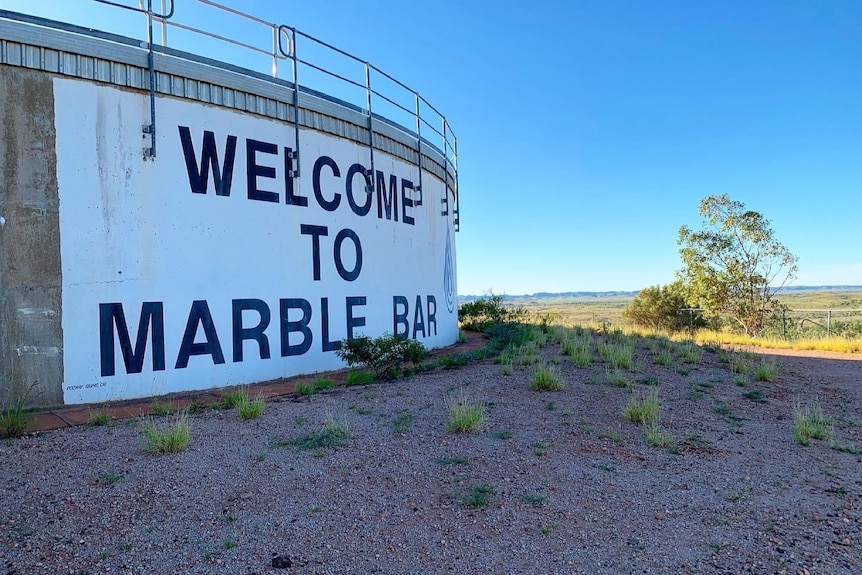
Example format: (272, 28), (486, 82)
(622, 281), (701, 332)
(677, 194), (798, 336)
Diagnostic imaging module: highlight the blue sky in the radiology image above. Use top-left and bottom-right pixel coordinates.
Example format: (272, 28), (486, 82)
(6, 0), (861, 295)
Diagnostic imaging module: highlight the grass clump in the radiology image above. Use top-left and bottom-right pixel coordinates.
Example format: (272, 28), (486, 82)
(392, 411), (414, 433)
(624, 390), (661, 425)
(87, 410), (112, 427)
(141, 413), (191, 454)
(597, 341), (634, 370)
(150, 399), (176, 416)
(530, 366), (565, 391)
(644, 423), (675, 448)
(793, 401), (834, 446)
(653, 350), (673, 367)
(439, 354), (471, 370)
(678, 341), (704, 364)
(237, 395), (265, 421)
(295, 383), (315, 396)
(223, 387), (265, 420)
(313, 378), (333, 391)
(99, 471), (124, 485)
(219, 389), (246, 409)
(345, 370), (374, 386)
(520, 493), (547, 506)
(446, 391), (486, 433)
(456, 484), (496, 509)
(280, 412), (351, 451)
(606, 369), (631, 388)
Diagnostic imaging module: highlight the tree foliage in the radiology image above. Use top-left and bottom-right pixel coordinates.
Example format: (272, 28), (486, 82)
(622, 281), (702, 332)
(677, 194), (798, 336)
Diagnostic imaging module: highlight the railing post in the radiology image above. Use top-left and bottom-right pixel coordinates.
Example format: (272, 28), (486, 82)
(271, 25), (278, 77)
(142, 0), (157, 159)
(414, 93), (423, 206)
(159, 0), (168, 45)
(365, 62), (375, 193)
(453, 132), (459, 230)
(288, 27), (300, 178)
(441, 117), (449, 216)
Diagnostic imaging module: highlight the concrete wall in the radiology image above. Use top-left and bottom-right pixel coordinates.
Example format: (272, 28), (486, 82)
(0, 67), (64, 407)
(0, 17), (458, 408)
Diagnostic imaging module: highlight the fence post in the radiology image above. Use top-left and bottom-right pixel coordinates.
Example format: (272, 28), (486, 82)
(782, 309), (786, 339)
(827, 311), (832, 337)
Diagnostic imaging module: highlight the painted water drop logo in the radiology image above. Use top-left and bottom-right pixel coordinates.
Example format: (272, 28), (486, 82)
(444, 226), (455, 313)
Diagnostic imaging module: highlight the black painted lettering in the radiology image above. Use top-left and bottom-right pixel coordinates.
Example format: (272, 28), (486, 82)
(393, 295), (409, 338)
(345, 163), (372, 216)
(246, 138), (279, 203)
(333, 228), (363, 282)
(401, 178), (415, 225)
(312, 156), (342, 211)
(412, 295), (426, 338)
(175, 300), (226, 368)
(300, 224), (328, 281)
(232, 299), (271, 362)
(284, 146), (308, 206)
(178, 127), (237, 196)
(280, 298), (313, 357)
(99, 302), (165, 376)
(346, 296), (367, 339)
(376, 171), (399, 221)
(320, 297), (341, 352)
(427, 295), (438, 336)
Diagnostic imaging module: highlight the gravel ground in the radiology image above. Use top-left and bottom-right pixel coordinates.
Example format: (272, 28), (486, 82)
(2, 335), (861, 575)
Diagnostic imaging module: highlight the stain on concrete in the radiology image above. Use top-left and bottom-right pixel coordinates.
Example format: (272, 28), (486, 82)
(0, 66), (63, 407)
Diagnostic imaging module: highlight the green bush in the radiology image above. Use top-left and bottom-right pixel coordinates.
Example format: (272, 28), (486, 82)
(458, 292), (526, 332)
(336, 333), (428, 379)
(622, 281), (703, 332)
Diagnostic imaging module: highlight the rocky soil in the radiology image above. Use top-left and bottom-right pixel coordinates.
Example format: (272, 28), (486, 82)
(2, 334), (861, 574)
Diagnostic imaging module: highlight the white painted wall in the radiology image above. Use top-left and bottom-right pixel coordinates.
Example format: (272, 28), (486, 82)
(55, 78), (458, 404)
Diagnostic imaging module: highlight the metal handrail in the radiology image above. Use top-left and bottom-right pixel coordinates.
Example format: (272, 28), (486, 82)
(75, 0), (459, 227)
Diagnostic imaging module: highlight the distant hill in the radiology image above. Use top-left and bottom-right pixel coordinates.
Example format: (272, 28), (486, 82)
(458, 285), (862, 303)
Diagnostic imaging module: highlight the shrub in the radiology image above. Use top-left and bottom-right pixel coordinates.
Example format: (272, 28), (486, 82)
(458, 292), (526, 331)
(336, 334), (427, 379)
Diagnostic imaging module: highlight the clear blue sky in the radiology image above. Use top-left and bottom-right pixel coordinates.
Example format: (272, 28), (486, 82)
(7, 0), (861, 295)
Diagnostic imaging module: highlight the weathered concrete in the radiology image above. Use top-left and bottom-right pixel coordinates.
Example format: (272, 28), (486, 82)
(0, 66), (63, 408)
